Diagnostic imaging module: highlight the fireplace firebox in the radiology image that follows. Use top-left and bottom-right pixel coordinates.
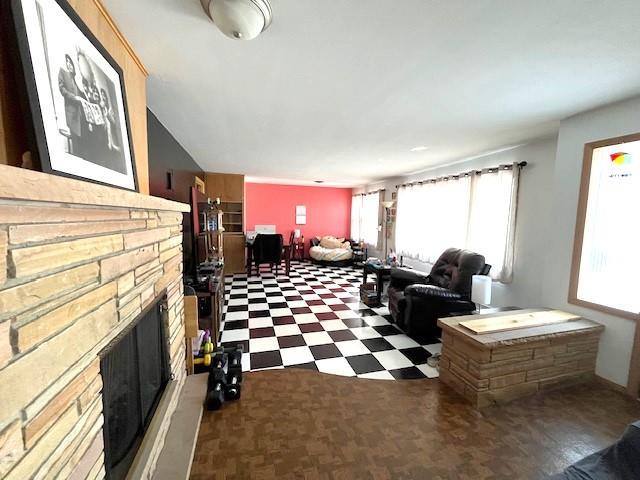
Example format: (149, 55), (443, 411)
(100, 295), (170, 480)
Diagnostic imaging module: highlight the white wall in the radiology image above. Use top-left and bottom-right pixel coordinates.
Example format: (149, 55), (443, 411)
(542, 96), (640, 387)
(480, 139), (557, 308)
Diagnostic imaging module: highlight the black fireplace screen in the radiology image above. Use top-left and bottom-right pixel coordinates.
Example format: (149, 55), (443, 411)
(101, 296), (170, 480)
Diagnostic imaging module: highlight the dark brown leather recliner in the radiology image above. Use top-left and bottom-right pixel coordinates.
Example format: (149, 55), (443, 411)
(387, 248), (490, 336)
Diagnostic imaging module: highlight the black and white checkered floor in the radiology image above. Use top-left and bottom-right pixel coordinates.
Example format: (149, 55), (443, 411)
(220, 261), (440, 380)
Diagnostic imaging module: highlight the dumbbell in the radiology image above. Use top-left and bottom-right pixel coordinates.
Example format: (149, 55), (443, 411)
(193, 353), (211, 367)
(224, 346), (243, 401)
(225, 371), (241, 400)
(225, 346), (243, 382)
(205, 368), (226, 411)
(225, 376), (241, 401)
(201, 340), (214, 354)
(211, 351), (227, 370)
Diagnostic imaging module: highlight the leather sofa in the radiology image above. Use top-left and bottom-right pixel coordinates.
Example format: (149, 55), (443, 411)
(550, 420), (640, 479)
(387, 248), (490, 336)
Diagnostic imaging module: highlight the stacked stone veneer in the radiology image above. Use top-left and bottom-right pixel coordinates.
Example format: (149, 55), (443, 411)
(0, 166), (189, 479)
(439, 324), (604, 408)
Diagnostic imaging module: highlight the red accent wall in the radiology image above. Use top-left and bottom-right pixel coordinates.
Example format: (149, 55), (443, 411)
(245, 183), (352, 242)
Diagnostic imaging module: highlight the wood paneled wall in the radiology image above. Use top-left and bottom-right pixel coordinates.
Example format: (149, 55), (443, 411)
(204, 173), (245, 202)
(0, 0), (150, 194)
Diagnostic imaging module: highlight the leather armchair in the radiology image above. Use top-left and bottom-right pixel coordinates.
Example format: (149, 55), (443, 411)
(387, 248), (490, 336)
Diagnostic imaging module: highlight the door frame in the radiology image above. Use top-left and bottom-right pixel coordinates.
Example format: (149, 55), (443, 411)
(628, 321), (640, 398)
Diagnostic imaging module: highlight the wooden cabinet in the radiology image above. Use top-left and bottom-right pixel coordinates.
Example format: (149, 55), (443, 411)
(221, 201), (243, 234)
(223, 234), (246, 274)
(204, 173), (246, 273)
(204, 173), (244, 202)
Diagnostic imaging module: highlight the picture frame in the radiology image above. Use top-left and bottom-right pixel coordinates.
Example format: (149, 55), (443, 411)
(194, 176), (206, 194)
(11, 0), (138, 191)
(295, 205), (306, 225)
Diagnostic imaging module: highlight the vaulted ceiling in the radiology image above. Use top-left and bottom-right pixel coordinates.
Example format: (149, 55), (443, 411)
(104, 0), (640, 185)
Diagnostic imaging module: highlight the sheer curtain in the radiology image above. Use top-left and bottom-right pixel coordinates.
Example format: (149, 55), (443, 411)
(395, 164), (520, 283)
(396, 183), (425, 261)
(351, 192), (380, 248)
(350, 195), (362, 241)
(396, 177), (470, 263)
(467, 167), (518, 282)
(361, 191), (380, 247)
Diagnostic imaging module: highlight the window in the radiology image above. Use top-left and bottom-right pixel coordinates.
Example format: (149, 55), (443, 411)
(570, 134), (640, 318)
(351, 191), (380, 247)
(395, 164), (520, 283)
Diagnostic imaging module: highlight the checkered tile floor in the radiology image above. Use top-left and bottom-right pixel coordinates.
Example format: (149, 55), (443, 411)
(219, 261), (441, 380)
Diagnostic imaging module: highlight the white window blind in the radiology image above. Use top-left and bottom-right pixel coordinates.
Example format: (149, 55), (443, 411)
(395, 165), (520, 283)
(351, 191), (380, 248)
(575, 140), (640, 314)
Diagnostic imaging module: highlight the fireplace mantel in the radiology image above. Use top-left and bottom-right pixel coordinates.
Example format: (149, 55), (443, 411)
(0, 164), (189, 212)
(0, 165), (189, 479)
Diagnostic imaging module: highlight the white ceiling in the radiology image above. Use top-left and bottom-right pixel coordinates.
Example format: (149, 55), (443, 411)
(103, 0), (640, 186)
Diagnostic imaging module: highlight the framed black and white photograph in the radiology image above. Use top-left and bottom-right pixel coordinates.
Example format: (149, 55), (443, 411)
(12, 0), (138, 191)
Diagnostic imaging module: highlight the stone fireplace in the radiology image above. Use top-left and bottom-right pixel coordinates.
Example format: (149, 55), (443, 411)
(0, 165), (189, 479)
(100, 295), (170, 480)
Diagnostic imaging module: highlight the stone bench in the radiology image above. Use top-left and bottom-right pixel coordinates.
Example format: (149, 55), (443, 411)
(437, 309), (604, 408)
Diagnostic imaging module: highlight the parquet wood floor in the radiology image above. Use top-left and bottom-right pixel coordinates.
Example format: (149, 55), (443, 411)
(190, 370), (640, 480)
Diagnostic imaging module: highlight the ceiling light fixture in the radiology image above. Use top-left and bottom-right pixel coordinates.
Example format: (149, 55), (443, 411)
(410, 146), (429, 152)
(201, 0), (272, 40)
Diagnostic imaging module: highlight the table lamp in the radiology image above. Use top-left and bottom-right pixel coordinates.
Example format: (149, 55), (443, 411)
(471, 275), (492, 314)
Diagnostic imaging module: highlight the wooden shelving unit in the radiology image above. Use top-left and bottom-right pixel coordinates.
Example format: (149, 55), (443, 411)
(204, 173), (246, 273)
(221, 201), (243, 233)
(192, 190), (224, 262)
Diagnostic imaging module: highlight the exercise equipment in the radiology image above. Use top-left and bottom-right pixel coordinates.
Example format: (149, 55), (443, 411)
(211, 351), (226, 369)
(205, 351), (228, 410)
(204, 346), (244, 410)
(201, 330), (214, 354)
(194, 331), (215, 367)
(205, 368), (226, 411)
(225, 370), (241, 400)
(223, 345), (243, 400)
(193, 353), (211, 367)
(225, 345), (243, 383)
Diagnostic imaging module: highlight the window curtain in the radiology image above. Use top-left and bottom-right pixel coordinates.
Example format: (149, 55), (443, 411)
(395, 164), (520, 283)
(351, 191), (380, 248)
(396, 177), (470, 264)
(350, 195), (362, 241)
(467, 166), (519, 283)
(362, 191), (380, 248)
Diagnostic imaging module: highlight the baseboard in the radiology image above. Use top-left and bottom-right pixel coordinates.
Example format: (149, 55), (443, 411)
(594, 374), (629, 395)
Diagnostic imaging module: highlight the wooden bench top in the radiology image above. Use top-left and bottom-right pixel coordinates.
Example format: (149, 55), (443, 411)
(437, 308), (604, 349)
